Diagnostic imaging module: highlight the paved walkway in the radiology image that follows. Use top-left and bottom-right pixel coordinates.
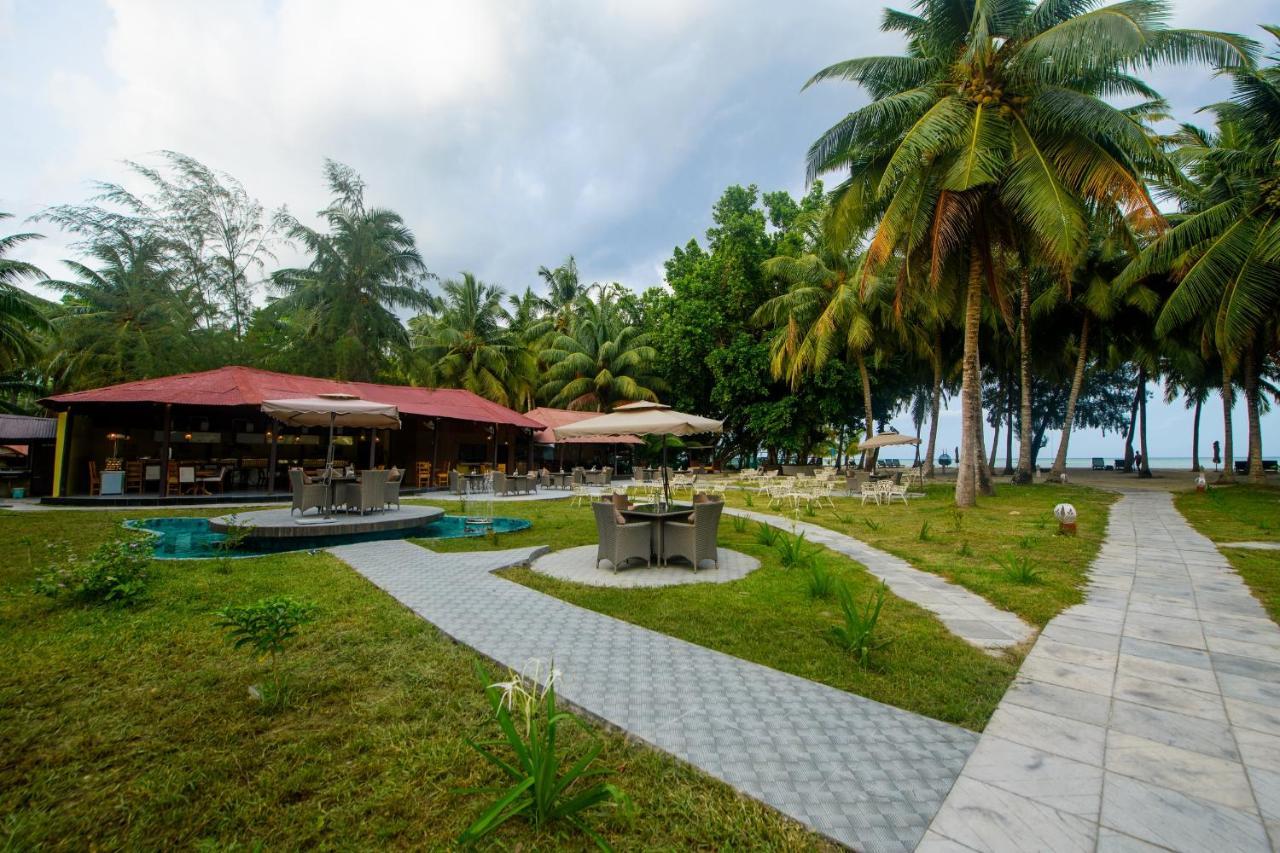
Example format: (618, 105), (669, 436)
(328, 540), (977, 852)
(1222, 542), (1280, 551)
(924, 490), (1280, 852)
(531, 544), (760, 587)
(724, 507), (1035, 653)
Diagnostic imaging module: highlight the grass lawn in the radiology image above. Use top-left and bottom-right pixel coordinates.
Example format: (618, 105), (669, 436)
(410, 496), (1018, 730)
(0, 507), (828, 851)
(1174, 484), (1280, 625)
(716, 482), (1117, 627)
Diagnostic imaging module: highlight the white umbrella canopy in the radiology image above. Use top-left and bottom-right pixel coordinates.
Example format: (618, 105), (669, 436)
(261, 394), (400, 429)
(554, 401), (723, 505)
(855, 432), (921, 451)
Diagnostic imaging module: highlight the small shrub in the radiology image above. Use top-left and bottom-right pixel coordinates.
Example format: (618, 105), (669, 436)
(916, 521), (931, 542)
(806, 560), (835, 600)
(996, 554), (1042, 584)
(776, 531), (819, 569)
(1034, 512), (1051, 530)
(862, 518), (882, 533)
(754, 521), (780, 547)
(215, 515), (253, 574)
(830, 581), (889, 668)
(801, 501), (818, 518)
(949, 509), (965, 533)
(1018, 534), (1037, 549)
(33, 535), (152, 605)
(956, 540), (973, 557)
(731, 514), (748, 534)
(743, 491), (755, 507)
(215, 596), (317, 708)
(460, 661), (624, 848)
(833, 511), (854, 526)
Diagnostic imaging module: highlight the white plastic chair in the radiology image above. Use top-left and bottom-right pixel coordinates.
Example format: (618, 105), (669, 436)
(860, 482), (881, 506)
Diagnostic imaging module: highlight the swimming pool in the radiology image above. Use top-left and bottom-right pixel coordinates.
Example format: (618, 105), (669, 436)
(126, 515), (532, 559)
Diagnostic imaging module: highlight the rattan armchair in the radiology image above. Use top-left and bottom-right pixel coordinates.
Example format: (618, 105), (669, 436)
(592, 502), (652, 573)
(289, 467), (328, 516)
(661, 498), (723, 572)
(385, 467), (403, 510)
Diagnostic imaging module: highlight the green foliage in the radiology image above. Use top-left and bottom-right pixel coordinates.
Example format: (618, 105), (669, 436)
(215, 595), (317, 707)
(743, 491), (754, 507)
(833, 511), (854, 526)
(830, 581), (889, 668)
(1018, 535), (1037, 549)
(215, 515), (253, 574)
(33, 535), (152, 605)
(949, 510), (965, 533)
(862, 518), (882, 533)
(731, 514), (749, 534)
(956, 540), (973, 558)
(460, 662), (624, 849)
(754, 521), (780, 546)
(805, 560), (835, 600)
(996, 554), (1042, 585)
(775, 531), (819, 569)
(917, 521), (932, 542)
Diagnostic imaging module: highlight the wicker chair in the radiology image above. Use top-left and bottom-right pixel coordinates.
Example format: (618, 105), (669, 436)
(591, 502), (652, 573)
(339, 469), (390, 515)
(385, 467), (403, 510)
(289, 467), (328, 516)
(661, 498), (723, 572)
(491, 470), (510, 496)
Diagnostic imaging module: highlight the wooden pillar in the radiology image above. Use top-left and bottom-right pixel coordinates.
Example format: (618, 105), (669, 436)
(160, 403), (172, 497)
(430, 418), (440, 490)
(267, 426), (279, 493)
(53, 409), (71, 497)
(368, 428), (376, 468)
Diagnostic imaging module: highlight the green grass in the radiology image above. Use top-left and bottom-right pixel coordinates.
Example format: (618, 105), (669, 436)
(0, 507), (828, 850)
(720, 483), (1116, 627)
(407, 498), (1018, 730)
(1174, 485), (1280, 626)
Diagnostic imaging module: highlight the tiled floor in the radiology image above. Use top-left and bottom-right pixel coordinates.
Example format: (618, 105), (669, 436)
(328, 540), (978, 852)
(724, 507), (1035, 653)
(925, 490), (1280, 852)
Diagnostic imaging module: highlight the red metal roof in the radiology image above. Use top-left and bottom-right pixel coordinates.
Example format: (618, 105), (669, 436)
(40, 366), (542, 429)
(524, 407), (645, 445)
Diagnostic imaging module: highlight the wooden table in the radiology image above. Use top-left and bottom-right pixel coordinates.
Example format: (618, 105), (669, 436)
(620, 503), (693, 563)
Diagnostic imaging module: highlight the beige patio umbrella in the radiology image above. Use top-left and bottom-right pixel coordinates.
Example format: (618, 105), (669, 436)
(855, 431), (921, 451)
(554, 401), (723, 505)
(262, 393), (401, 479)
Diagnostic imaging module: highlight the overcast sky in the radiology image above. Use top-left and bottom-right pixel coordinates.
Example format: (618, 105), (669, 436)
(1, 0), (1275, 462)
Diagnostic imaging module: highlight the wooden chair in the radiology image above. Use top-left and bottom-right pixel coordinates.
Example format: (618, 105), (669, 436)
(88, 461), (101, 495)
(125, 461), (143, 493)
(415, 461), (432, 488)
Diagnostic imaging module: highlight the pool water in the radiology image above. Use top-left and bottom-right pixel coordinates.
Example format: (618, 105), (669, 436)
(126, 515), (532, 560)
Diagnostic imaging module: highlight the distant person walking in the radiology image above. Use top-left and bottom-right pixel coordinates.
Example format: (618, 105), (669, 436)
(1134, 451), (1143, 470)
(1213, 440), (1221, 472)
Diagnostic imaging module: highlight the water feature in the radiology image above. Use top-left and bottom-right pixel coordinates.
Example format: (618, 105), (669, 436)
(126, 514), (532, 560)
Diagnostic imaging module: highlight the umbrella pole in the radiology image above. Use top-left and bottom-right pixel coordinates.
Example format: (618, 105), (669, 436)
(662, 436), (670, 508)
(324, 413), (336, 519)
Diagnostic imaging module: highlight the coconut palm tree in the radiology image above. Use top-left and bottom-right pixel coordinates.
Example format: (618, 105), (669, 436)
(270, 161), (432, 381)
(410, 272), (529, 407)
(0, 213), (50, 374)
(1119, 30), (1279, 481)
(536, 256), (585, 333)
(804, 0), (1250, 504)
(539, 289), (665, 411)
(45, 232), (196, 390)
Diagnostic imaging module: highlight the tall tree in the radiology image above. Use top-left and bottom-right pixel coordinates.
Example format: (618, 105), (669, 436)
(0, 213), (51, 375)
(270, 161), (432, 381)
(804, 0), (1249, 504)
(410, 272), (528, 407)
(536, 256), (585, 333)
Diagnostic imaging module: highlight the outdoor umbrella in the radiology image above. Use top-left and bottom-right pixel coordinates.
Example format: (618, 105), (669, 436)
(855, 432), (922, 451)
(261, 393), (401, 483)
(553, 401), (723, 506)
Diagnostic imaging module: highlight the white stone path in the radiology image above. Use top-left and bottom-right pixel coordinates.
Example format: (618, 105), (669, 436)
(924, 490), (1280, 852)
(328, 540), (978, 853)
(724, 507), (1035, 653)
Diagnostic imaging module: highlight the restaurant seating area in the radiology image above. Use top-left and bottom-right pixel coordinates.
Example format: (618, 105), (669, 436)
(289, 466), (404, 517)
(590, 491), (726, 573)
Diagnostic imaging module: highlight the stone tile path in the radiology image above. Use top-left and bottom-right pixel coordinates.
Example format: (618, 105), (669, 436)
(531, 544), (760, 587)
(328, 540), (978, 852)
(1222, 542), (1280, 551)
(925, 490), (1280, 852)
(724, 507), (1035, 653)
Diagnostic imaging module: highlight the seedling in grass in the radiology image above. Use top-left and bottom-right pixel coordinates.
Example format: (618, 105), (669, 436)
(731, 514), (748, 534)
(949, 509), (966, 533)
(956, 540), (973, 557)
(996, 554), (1042, 584)
(776, 531), (819, 569)
(833, 511), (854, 526)
(803, 502), (818, 518)
(743, 492), (755, 508)
(1034, 512), (1051, 530)
(830, 580), (889, 668)
(806, 559), (835, 600)
(754, 521), (780, 547)
(862, 518), (882, 533)
(917, 521), (931, 542)
(215, 596), (317, 709)
(215, 515), (252, 574)
(1018, 535), (1037, 549)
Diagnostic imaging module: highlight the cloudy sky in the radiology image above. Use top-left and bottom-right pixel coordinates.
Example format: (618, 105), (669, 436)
(1, 0), (1276, 462)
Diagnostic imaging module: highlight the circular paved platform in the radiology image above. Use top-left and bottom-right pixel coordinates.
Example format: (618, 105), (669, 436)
(531, 545), (760, 588)
(209, 504), (444, 541)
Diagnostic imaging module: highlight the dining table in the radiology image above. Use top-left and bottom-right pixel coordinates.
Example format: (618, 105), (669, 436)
(619, 502), (693, 564)
(546, 471), (573, 489)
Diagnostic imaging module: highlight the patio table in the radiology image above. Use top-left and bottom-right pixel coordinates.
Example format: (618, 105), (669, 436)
(620, 502), (693, 564)
(547, 472), (572, 489)
(508, 474), (531, 495)
(584, 470), (608, 486)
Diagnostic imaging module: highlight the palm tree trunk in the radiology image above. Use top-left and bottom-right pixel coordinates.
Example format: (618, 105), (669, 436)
(924, 341), (942, 479)
(988, 417), (1000, 474)
(1244, 344), (1264, 483)
(1003, 377), (1015, 474)
(856, 350), (875, 472)
(1123, 380), (1140, 473)
(1051, 315), (1090, 477)
(1190, 397), (1202, 473)
(975, 350), (995, 496)
(1220, 365), (1236, 484)
(1137, 367), (1152, 478)
(1014, 268), (1033, 484)
(956, 260), (982, 507)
